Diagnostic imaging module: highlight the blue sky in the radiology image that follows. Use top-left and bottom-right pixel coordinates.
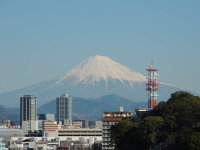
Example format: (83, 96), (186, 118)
(0, 1), (200, 93)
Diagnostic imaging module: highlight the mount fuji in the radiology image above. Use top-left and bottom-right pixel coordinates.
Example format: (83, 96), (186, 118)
(0, 55), (180, 107)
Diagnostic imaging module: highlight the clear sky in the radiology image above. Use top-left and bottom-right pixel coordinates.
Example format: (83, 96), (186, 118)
(0, 0), (200, 94)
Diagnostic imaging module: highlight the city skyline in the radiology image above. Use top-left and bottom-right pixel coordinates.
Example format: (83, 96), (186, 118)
(0, 1), (200, 94)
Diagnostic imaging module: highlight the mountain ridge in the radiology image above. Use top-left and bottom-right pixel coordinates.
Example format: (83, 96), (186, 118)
(38, 94), (147, 121)
(0, 94), (146, 124)
(0, 55), (182, 107)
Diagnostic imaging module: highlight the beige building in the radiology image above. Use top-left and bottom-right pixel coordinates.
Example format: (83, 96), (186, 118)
(43, 121), (62, 137)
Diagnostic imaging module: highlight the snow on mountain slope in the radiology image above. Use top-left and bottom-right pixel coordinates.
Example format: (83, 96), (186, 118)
(55, 55), (147, 86)
(0, 55), (182, 107)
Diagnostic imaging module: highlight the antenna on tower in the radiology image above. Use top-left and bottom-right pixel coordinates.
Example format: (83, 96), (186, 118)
(150, 60), (154, 69)
(151, 60), (154, 67)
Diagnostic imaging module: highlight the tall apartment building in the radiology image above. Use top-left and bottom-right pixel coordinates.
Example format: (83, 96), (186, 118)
(56, 93), (72, 126)
(101, 107), (133, 150)
(20, 95), (38, 132)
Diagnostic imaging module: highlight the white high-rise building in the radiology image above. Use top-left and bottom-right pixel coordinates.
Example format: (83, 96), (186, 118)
(20, 95), (38, 132)
(101, 107), (133, 150)
(56, 93), (72, 126)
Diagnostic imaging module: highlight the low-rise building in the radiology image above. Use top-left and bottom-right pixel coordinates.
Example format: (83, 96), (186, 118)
(134, 108), (147, 117)
(43, 121), (62, 137)
(72, 120), (89, 128)
(89, 121), (102, 129)
(58, 128), (102, 137)
(8, 135), (102, 150)
(0, 120), (11, 128)
(0, 137), (5, 150)
(0, 128), (24, 138)
(38, 114), (56, 130)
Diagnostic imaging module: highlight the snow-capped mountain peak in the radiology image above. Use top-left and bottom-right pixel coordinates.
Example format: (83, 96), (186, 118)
(0, 55), (183, 107)
(55, 55), (147, 85)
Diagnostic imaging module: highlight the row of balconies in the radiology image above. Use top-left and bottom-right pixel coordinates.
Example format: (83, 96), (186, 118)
(102, 122), (116, 125)
(102, 133), (110, 137)
(102, 144), (114, 150)
(102, 139), (110, 142)
(104, 113), (131, 117)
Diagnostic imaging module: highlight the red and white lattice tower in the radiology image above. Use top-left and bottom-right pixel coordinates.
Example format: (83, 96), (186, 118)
(146, 61), (159, 110)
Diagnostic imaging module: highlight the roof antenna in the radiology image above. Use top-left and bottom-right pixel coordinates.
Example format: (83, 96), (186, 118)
(151, 60), (154, 68)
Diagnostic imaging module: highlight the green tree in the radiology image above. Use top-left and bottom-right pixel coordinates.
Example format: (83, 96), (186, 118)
(110, 91), (200, 150)
(110, 119), (137, 150)
(92, 143), (102, 150)
(166, 126), (200, 150)
(139, 116), (164, 150)
(110, 117), (164, 150)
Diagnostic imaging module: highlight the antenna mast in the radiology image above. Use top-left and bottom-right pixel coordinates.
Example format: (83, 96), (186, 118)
(146, 61), (159, 110)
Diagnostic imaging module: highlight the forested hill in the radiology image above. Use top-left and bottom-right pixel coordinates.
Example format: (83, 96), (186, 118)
(110, 91), (200, 150)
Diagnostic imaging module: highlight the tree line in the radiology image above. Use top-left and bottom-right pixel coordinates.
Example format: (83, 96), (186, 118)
(110, 91), (200, 150)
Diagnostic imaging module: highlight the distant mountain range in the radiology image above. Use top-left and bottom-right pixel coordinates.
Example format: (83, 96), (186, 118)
(38, 94), (147, 121)
(0, 55), (182, 107)
(0, 94), (147, 124)
(0, 104), (19, 125)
